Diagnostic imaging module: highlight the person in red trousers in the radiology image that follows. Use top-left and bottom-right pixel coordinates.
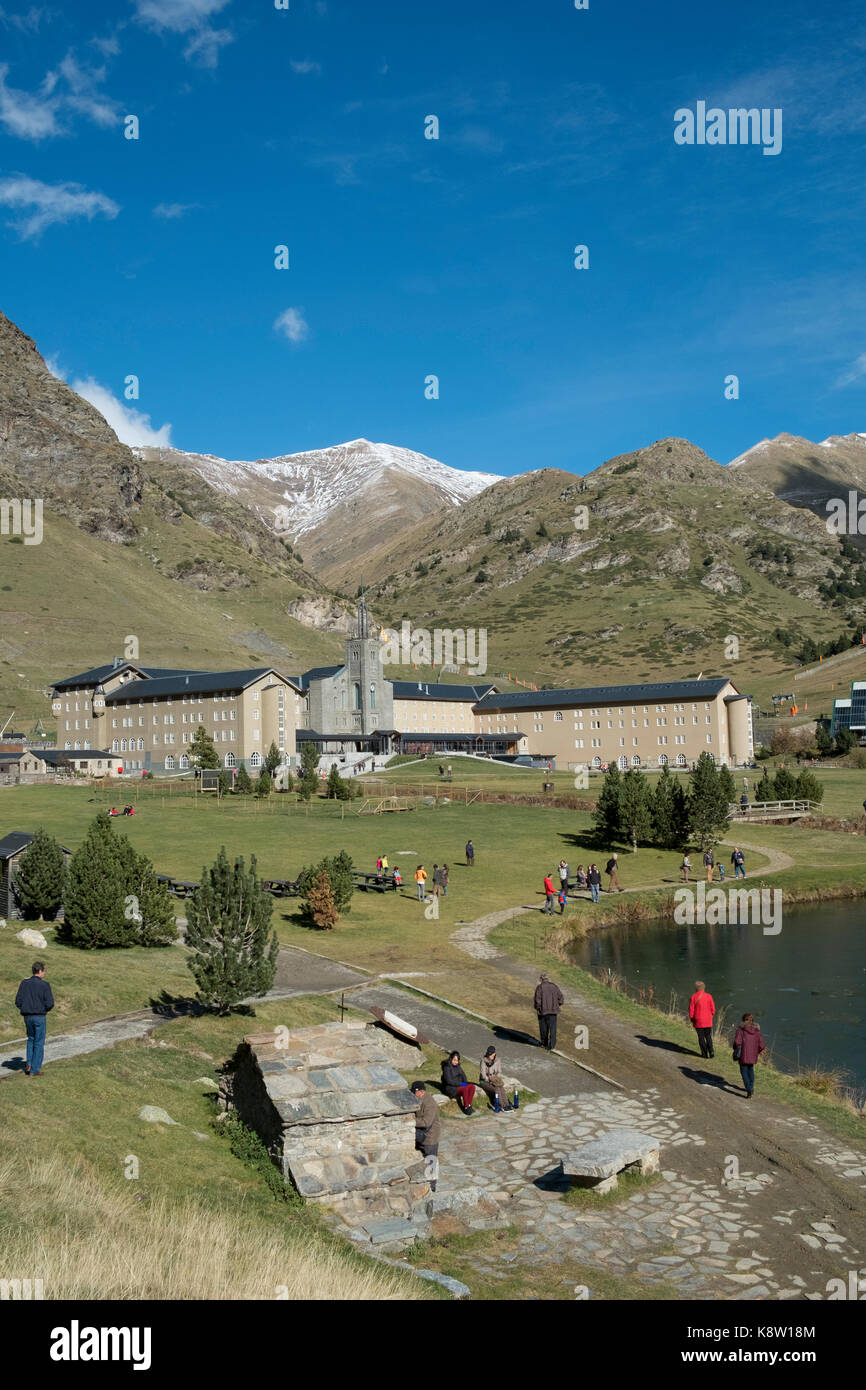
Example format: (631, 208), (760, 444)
(689, 980), (716, 1059)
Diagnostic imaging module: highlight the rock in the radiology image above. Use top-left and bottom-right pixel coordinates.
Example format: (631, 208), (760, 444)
(195, 1077), (220, 1091)
(412, 1269), (471, 1298)
(138, 1105), (179, 1125)
(15, 928), (47, 948)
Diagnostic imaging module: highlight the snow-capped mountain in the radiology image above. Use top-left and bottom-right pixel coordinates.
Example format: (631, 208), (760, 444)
(135, 438), (501, 580)
(728, 431), (866, 548)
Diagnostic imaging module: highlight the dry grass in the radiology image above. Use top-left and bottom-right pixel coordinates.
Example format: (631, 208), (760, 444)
(0, 1151), (425, 1301)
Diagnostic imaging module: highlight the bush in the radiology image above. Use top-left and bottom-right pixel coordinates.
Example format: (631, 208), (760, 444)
(13, 828), (67, 921)
(185, 848), (278, 1014)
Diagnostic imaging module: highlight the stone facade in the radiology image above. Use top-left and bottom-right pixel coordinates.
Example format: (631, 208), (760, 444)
(229, 1022), (431, 1230)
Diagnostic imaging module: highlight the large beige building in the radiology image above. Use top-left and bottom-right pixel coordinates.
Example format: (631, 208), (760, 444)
(473, 679), (753, 769)
(50, 661), (305, 774)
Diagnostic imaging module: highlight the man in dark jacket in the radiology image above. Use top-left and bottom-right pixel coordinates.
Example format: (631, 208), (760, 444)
(533, 973), (564, 1050)
(411, 1080), (441, 1189)
(587, 863), (602, 904)
(14, 960), (54, 1076)
(605, 853), (623, 892)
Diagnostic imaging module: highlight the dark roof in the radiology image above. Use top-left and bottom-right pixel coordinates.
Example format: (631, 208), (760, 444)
(397, 731), (524, 744)
(38, 748), (113, 764)
(104, 668), (302, 701)
(0, 830), (69, 859)
(292, 665), (344, 690)
(51, 662), (196, 691)
(392, 681), (496, 702)
(474, 678), (735, 711)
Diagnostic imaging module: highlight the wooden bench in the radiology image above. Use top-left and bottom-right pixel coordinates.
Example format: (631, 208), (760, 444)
(559, 1127), (660, 1194)
(353, 871), (399, 893)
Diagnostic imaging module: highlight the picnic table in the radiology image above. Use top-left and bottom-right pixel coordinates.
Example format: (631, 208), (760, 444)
(262, 878), (300, 897)
(353, 871), (400, 893)
(171, 880), (199, 899)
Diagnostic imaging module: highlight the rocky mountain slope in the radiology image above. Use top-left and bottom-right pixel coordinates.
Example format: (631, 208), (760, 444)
(136, 438), (501, 581)
(729, 432), (866, 548)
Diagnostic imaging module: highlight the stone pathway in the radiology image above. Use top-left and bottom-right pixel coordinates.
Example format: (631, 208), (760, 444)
(427, 1088), (865, 1300)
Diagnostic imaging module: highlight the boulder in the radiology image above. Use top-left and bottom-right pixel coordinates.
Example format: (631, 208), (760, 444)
(15, 928), (47, 948)
(138, 1105), (179, 1125)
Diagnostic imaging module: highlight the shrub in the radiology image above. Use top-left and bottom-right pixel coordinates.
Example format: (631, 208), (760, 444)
(13, 828), (67, 921)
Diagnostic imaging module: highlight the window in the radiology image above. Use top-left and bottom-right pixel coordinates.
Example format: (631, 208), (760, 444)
(658, 752), (668, 766)
(574, 739), (584, 748)
(370, 683), (376, 711)
(250, 752), (261, 767)
(120, 739), (128, 751)
(352, 683), (361, 711)
(112, 739), (119, 752)
(592, 756), (602, 768)
(165, 756), (175, 770)
(225, 753), (235, 768)
(618, 755), (628, 770)
(138, 739), (144, 751)
(676, 753), (687, 766)
(554, 711), (563, 721)
(632, 754), (641, 766)
(180, 754), (190, 769)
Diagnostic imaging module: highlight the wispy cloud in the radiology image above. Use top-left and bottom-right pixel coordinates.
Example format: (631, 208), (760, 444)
(153, 200), (200, 218)
(0, 5), (46, 32)
(133, 0), (234, 68)
(0, 51), (120, 140)
(70, 375), (173, 447)
(834, 354), (866, 389)
(50, 53), (120, 129)
(0, 64), (59, 139)
(0, 174), (119, 239)
(291, 58), (321, 75)
(274, 307), (309, 344)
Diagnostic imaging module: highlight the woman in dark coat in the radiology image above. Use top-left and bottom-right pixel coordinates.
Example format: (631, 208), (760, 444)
(440, 1050), (476, 1115)
(733, 1012), (766, 1099)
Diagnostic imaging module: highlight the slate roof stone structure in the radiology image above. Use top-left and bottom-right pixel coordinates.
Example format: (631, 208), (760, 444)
(228, 1021), (431, 1235)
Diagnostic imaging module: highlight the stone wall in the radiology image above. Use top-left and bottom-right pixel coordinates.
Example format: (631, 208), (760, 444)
(227, 1021), (431, 1231)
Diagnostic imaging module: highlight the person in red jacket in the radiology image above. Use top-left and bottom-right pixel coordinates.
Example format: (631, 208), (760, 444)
(733, 1013), (766, 1099)
(543, 873), (555, 914)
(689, 980), (716, 1059)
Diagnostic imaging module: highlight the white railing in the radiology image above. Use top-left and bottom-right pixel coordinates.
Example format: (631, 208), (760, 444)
(728, 799), (820, 817)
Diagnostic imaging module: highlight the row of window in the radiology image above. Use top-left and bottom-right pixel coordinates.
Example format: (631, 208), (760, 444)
(586, 752), (710, 770)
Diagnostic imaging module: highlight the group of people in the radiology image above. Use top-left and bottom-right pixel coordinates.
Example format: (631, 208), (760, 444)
(108, 805), (136, 817)
(541, 855), (621, 912)
(689, 980), (766, 1099)
(410, 1043), (514, 1189)
(413, 863), (449, 899)
(681, 847), (746, 882)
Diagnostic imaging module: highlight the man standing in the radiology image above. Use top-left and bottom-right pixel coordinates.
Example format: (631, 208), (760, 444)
(410, 1080), (440, 1190)
(432, 864), (443, 898)
(688, 980), (716, 1059)
(587, 863), (601, 904)
(543, 872), (555, 914)
(605, 852), (623, 892)
(465, 839), (474, 868)
(731, 847), (746, 879)
(558, 860), (569, 896)
(15, 960), (54, 1076)
(703, 847), (714, 883)
(533, 972), (564, 1050)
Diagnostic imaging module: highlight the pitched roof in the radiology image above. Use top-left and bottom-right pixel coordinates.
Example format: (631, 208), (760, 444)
(37, 748), (113, 764)
(292, 665), (345, 690)
(50, 662), (196, 691)
(104, 668), (302, 701)
(474, 677), (734, 711)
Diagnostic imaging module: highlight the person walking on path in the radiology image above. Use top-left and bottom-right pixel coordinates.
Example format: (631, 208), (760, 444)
(441, 863), (449, 897)
(533, 973), (564, 1050)
(689, 980), (716, 1059)
(479, 1045), (513, 1111)
(703, 848), (714, 883)
(558, 860), (569, 896)
(465, 839), (474, 868)
(543, 873), (556, 914)
(414, 865), (428, 901)
(681, 851), (691, 883)
(15, 961), (54, 1076)
(731, 847), (746, 879)
(587, 863), (601, 903)
(605, 853), (623, 892)
(440, 1050), (475, 1115)
(733, 1013), (766, 1099)
(432, 864), (443, 898)
(410, 1081), (441, 1189)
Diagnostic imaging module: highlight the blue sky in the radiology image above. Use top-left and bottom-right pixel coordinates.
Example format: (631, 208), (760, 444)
(2, 0), (866, 477)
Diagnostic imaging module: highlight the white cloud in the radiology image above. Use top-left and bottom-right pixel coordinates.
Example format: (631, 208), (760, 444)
(133, 0), (234, 67)
(274, 307), (309, 344)
(835, 354), (866, 389)
(52, 53), (120, 129)
(70, 376), (173, 448)
(0, 174), (119, 238)
(0, 63), (59, 139)
(153, 200), (200, 218)
(0, 6), (46, 32)
(291, 59), (321, 75)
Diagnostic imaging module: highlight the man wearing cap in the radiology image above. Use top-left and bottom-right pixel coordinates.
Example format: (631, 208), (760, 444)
(479, 1045), (513, 1111)
(533, 972), (564, 1051)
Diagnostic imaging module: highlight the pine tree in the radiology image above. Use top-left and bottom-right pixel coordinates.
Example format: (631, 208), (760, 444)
(297, 852), (355, 913)
(218, 768), (233, 796)
(651, 765), (677, 848)
(185, 848), (278, 1015)
(717, 764), (736, 808)
(619, 768), (652, 851)
(255, 768), (272, 798)
(671, 781), (690, 847)
(13, 827), (67, 921)
(773, 766), (798, 800)
(62, 812), (140, 948)
(688, 754), (731, 852)
(306, 870), (339, 930)
(592, 765), (622, 844)
(264, 741), (282, 777)
(815, 724), (834, 756)
(234, 764), (253, 794)
(188, 724), (221, 770)
(128, 850), (177, 947)
(795, 768), (823, 805)
(326, 764), (351, 800)
(756, 768), (775, 801)
(298, 742), (320, 800)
